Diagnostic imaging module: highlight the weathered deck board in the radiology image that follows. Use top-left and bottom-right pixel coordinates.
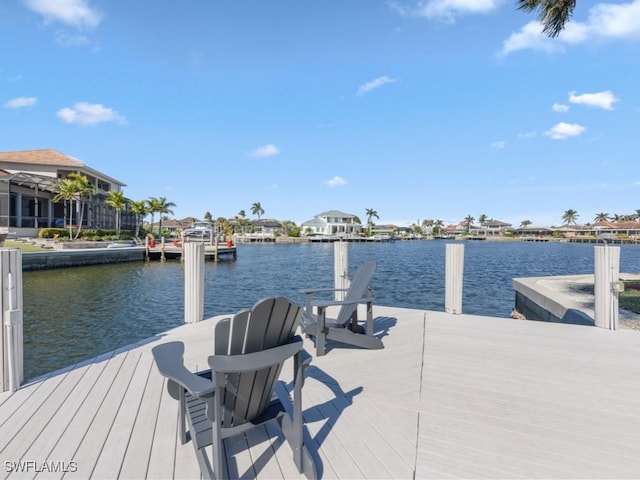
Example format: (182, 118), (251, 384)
(1, 305), (639, 479)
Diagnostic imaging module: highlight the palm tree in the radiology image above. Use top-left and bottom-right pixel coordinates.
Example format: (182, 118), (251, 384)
(70, 173), (97, 239)
(433, 219), (444, 237)
(561, 209), (579, 225)
(146, 197), (161, 237)
(204, 211), (213, 224)
(53, 173), (97, 239)
(52, 177), (79, 239)
(520, 219), (532, 229)
(365, 208), (379, 236)
(156, 197), (176, 236)
(593, 212), (609, 223)
(517, 0), (576, 37)
(105, 190), (127, 238)
(478, 214), (488, 226)
(147, 197), (176, 236)
(251, 202), (264, 219)
(464, 215), (475, 233)
(128, 200), (148, 238)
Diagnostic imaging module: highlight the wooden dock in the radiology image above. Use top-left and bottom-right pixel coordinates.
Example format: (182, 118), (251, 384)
(146, 243), (237, 261)
(1, 305), (640, 479)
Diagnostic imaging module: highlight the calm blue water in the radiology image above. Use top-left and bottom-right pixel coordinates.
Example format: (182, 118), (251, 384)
(23, 241), (640, 380)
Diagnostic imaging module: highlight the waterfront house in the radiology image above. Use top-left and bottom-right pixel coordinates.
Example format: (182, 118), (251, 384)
(477, 219), (513, 236)
(0, 149), (134, 236)
(247, 218), (283, 239)
(149, 218), (193, 237)
(589, 220), (640, 238)
(301, 210), (363, 237)
(515, 226), (554, 238)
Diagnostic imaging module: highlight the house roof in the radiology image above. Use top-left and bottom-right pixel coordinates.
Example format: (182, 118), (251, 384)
(315, 210), (356, 219)
(0, 148), (85, 167)
(0, 148), (126, 187)
(481, 220), (512, 227)
(301, 218), (326, 228)
(592, 220), (640, 229)
(251, 218), (282, 228)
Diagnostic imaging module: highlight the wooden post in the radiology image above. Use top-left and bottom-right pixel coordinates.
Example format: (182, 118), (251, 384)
(334, 241), (349, 300)
(445, 243), (464, 314)
(144, 236), (149, 261)
(184, 242), (204, 323)
(594, 245), (620, 330)
(1, 249), (23, 392)
(160, 237), (166, 262)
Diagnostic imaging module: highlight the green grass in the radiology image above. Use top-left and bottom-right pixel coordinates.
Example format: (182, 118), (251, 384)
(620, 282), (640, 314)
(2, 240), (49, 252)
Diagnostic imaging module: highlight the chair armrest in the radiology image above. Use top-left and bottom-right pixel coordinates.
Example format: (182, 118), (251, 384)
(208, 336), (304, 374)
(300, 287), (348, 295)
(312, 296), (372, 309)
(152, 341), (215, 398)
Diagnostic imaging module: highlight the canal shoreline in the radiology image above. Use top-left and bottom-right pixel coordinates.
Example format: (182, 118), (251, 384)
(21, 246), (146, 270)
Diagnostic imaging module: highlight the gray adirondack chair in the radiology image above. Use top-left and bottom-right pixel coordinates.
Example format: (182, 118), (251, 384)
(300, 260), (384, 356)
(152, 296), (317, 479)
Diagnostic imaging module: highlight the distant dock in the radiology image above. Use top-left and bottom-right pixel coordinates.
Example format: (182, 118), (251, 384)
(146, 243), (237, 261)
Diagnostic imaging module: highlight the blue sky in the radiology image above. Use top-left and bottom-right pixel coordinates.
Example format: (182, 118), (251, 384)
(1, 0), (639, 228)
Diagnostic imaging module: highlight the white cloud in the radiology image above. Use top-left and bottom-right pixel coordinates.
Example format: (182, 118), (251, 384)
(501, 21), (564, 55)
(544, 122), (586, 140)
(56, 102), (125, 126)
(325, 176), (348, 187)
(389, 0), (502, 23)
(4, 96), (38, 109)
(357, 76), (396, 96)
(501, 0), (640, 55)
(518, 131), (537, 139)
(552, 103), (570, 112)
(250, 144), (280, 158)
(569, 90), (619, 110)
(588, 0), (640, 38)
(55, 32), (91, 46)
(24, 0), (102, 29)
(491, 140), (506, 149)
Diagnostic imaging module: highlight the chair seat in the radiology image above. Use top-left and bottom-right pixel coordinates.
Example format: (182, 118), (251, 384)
(185, 383), (286, 450)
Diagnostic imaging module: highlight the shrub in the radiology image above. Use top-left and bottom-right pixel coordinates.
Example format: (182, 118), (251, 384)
(39, 228), (69, 239)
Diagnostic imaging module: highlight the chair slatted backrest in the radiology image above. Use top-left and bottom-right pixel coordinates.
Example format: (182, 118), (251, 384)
(213, 296), (302, 427)
(335, 260), (376, 326)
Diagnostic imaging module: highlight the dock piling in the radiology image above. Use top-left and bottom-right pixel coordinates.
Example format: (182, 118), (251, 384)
(1, 248), (23, 392)
(445, 243), (464, 314)
(184, 242), (204, 323)
(594, 245), (620, 330)
(334, 241), (349, 301)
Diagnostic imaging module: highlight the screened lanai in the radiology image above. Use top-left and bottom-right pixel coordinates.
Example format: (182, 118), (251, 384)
(0, 171), (135, 233)
(0, 172), (63, 231)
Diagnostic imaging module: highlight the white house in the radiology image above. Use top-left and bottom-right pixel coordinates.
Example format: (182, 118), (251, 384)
(301, 210), (362, 237)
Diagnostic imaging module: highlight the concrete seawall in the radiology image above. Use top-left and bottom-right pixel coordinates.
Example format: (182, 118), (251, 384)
(513, 273), (640, 327)
(22, 247), (146, 270)
(513, 275), (595, 325)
